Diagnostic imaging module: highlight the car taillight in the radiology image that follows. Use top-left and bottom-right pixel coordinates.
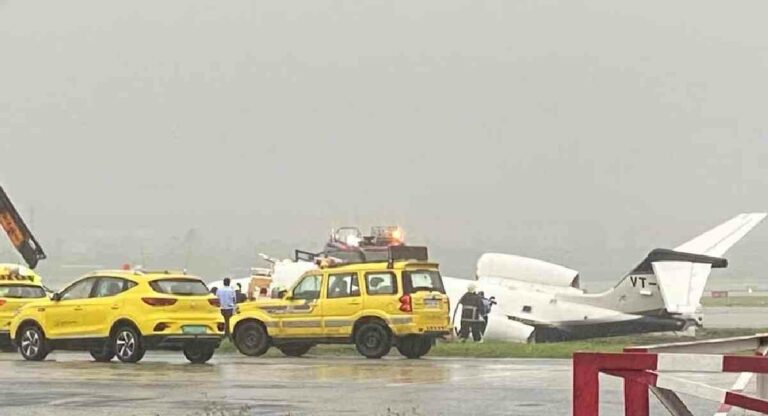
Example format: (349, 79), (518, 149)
(0, 299), (5, 307)
(208, 298), (220, 307)
(399, 294), (412, 312)
(141, 297), (177, 306)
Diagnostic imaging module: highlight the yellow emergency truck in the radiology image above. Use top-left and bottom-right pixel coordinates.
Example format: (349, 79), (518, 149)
(230, 246), (451, 359)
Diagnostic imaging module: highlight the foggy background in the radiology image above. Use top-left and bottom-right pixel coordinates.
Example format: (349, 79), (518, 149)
(1, 0), (767, 290)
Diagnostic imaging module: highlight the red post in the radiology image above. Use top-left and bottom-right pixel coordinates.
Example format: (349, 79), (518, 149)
(573, 353), (600, 416)
(623, 379), (649, 416)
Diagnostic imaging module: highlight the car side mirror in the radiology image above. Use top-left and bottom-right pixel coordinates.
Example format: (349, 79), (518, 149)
(51, 292), (61, 301)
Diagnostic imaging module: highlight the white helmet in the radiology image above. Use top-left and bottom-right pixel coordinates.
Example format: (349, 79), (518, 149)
(467, 283), (477, 293)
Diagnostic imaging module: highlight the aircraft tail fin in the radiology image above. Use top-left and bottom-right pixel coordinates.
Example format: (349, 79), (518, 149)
(654, 213), (766, 314)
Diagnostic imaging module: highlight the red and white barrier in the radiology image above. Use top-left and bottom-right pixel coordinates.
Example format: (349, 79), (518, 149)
(714, 344), (768, 416)
(573, 333), (768, 416)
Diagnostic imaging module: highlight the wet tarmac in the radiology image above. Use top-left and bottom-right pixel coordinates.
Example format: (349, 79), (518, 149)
(0, 351), (754, 415)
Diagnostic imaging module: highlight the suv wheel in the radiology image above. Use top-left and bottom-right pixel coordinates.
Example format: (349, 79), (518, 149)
(354, 322), (392, 359)
(113, 326), (146, 363)
(396, 335), (432, 359)
(416, 337), (433, 356)
(19, 326), (48, 361)
(89, 341), (115, 362)
(234, 322), (270, 357)
(277, 343), (312, 357)
(183, 345), (215, 364)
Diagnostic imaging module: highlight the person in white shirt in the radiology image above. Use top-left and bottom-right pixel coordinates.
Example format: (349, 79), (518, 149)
(216, 278), (237, 340)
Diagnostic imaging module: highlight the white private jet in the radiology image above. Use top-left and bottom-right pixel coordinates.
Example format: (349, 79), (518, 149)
(453, 213), (766, 342)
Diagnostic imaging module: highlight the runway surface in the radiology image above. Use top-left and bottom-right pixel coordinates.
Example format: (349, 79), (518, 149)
(0, 351), (752, 415)
(703, 306), (768, 329)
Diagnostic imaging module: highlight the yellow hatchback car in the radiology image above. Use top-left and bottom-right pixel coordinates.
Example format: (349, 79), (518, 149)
(10, 269), (223, 363)
(231, 250), (451, 359)
(0, 264), (47, 351)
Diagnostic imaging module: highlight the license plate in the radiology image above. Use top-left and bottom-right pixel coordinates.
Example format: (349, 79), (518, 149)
(424, 299), (440, 308)
(182, 325), (207, 334)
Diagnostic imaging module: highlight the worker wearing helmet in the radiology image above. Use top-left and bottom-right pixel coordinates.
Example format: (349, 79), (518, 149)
(457, 283), (485, 342)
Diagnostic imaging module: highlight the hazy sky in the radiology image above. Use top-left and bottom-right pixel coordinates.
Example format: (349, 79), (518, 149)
(2, 0), (767, 288)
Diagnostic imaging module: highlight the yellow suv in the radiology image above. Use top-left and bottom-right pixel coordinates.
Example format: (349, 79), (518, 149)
(1, 264), (47, 351)
(231, 252), (451, 359)
(10, 270), (223, 363)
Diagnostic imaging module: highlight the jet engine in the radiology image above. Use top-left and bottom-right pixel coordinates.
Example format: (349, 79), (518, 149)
(476, 253), (580, 289)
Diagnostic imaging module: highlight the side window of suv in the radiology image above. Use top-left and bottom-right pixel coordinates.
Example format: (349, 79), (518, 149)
(293, 275), (322, 300)
(60, 278), (97, 300)
(327, 273), (360, 298)
(364, 272), (397, 295)
(93, 277), (136, 298)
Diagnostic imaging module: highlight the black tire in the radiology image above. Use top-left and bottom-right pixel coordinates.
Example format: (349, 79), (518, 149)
(277, 343), (312, 357)
(354, 322), (392, 359)
(234, 322), (270, 357)
(113, 326), (145, 363)
(18, 325), (48, 361)
(89, 342), (115, 362)
(396, 335), (433, 359)
(416, 338), (433, 356)
(183, 345), (215, 364)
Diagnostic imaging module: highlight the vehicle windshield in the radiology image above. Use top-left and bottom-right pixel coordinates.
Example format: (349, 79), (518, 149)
(0, 284), (46, 298)
(149, 279), (209, 296)
(402, 270), (445, 294)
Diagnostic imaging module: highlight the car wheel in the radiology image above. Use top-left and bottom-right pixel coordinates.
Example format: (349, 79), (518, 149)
(416, 337), (433, 357)
(395, 335), (416, 358)
(354, 322), (392, 359)
(19, 326), (48, 361)
(234, 322), (270, 357)
(89, 342), (115, 362)
(183, 345), (215, 364)
(396, 335), (432, 359)
(277, 343), (312, 357)
(113, 326), (145, 363)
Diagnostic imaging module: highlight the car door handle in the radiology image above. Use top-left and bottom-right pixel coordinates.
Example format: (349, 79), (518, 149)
(348, 301), (361, 305)
(74, 307), (83, 311)
(111, 305), (120, 310)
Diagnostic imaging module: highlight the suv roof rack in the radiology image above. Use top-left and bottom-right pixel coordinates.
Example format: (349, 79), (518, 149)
(294, 246), (429, 267)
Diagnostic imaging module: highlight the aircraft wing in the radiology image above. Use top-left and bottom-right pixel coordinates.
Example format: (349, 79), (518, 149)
(0, 186), (46, 269)
(674, 212), (767, 257)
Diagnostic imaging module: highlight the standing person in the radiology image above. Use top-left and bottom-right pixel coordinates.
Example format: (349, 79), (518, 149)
(235, 283), (247, 303)
(478, 292), (496, 339)
(457, 283), (484, 342)
(216, 278), (237, 340)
